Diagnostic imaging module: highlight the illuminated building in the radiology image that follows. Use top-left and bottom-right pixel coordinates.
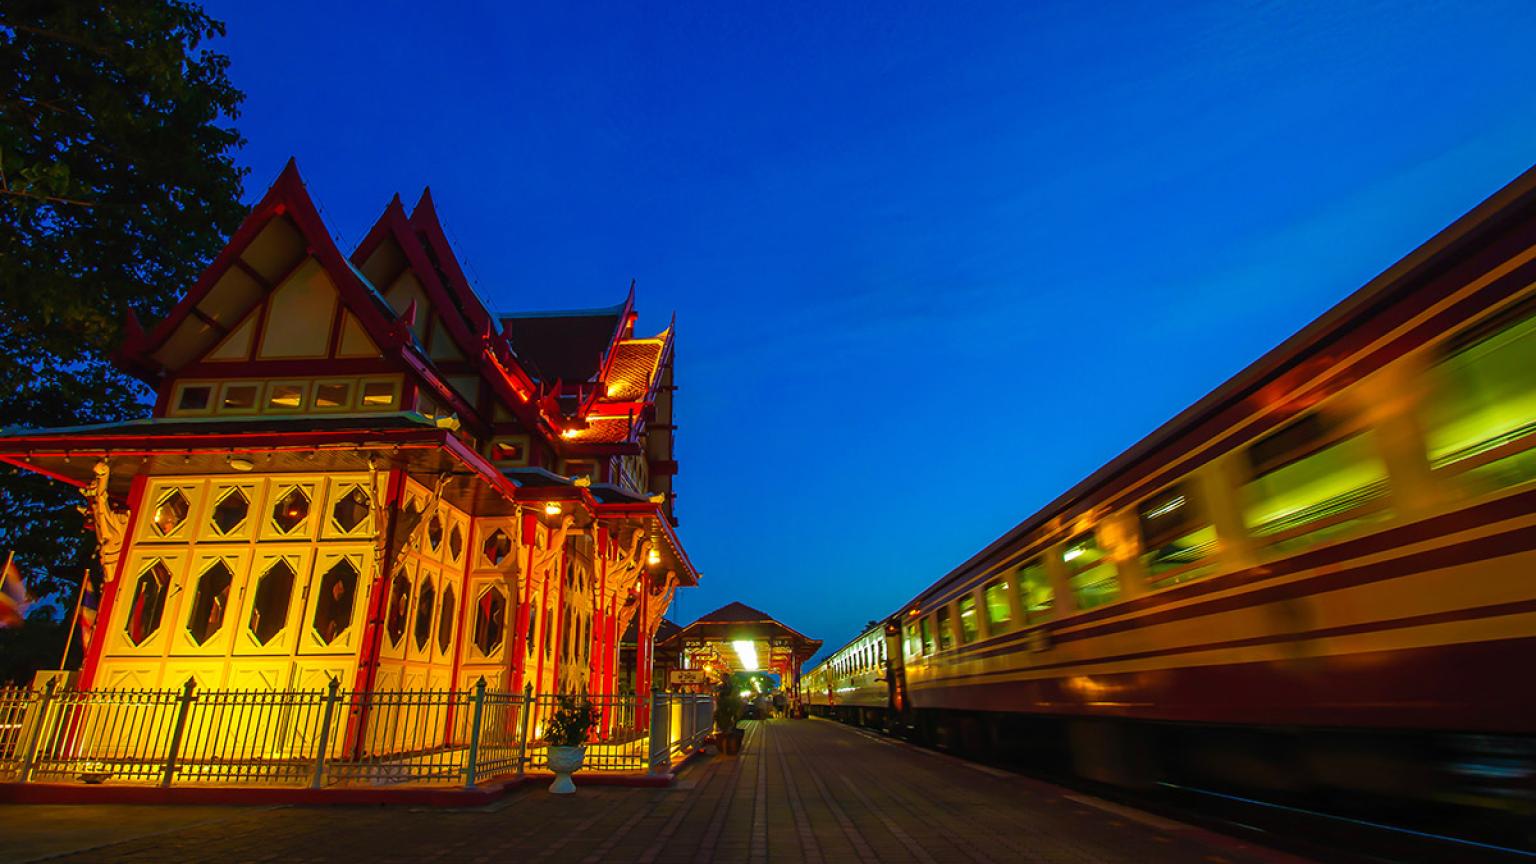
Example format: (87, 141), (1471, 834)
(0, 161), (697, 702)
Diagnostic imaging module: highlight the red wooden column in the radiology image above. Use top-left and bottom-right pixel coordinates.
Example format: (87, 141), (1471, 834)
(533, 571), (551, 697)
(345, 468), (407, 757)
(634, 572), (651, 727)
(591, 528), (609, 724)
(549, 545), (568, 693)
(510, 510), (537, 696)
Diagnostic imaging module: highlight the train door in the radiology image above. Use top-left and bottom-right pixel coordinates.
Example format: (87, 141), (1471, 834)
(882, 621), (909, 730)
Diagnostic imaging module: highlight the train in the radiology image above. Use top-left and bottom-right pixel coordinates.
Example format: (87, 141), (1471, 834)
(803, 165), (1536, 851)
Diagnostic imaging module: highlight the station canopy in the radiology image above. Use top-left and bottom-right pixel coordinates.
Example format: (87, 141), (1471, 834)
(661, 601), (822, 681)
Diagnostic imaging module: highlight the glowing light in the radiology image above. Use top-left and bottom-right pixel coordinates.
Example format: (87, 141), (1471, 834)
(1145, 495), (1186, 519)
(1063, 546), (1085, 562)
(733, 639), (759, 671)
(228, 457), (255, 472)
(647, 549), (661, 566)
(561, 428), (579, 439)
(739, 690), (751, 699)
(544, 501), (562, 516)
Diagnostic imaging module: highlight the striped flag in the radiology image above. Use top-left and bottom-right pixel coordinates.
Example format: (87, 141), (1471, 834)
(0, 553), (30, 628)
(77, 573), (100, 653)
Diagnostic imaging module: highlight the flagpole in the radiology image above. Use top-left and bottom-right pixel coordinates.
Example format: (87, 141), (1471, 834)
(59, 568), (89, 671)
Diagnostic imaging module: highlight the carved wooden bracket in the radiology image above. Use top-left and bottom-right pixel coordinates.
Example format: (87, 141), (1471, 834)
(79, 460), (129, 582)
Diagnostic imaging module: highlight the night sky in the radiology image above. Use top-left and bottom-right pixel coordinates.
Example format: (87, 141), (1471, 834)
(203, 1), (1536, 662)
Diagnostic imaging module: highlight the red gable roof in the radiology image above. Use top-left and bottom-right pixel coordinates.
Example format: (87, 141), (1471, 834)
(350, 193), (484, 364)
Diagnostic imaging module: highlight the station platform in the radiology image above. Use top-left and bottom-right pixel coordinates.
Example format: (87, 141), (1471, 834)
(0, 718), (1309, 863)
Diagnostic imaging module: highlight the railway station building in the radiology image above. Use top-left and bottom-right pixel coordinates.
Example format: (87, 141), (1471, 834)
(0, 160), (699, 705)
(658, 602), (822, 701)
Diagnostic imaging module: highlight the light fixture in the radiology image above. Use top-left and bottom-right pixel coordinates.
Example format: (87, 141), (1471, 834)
(647, 549), (661, 566)
(560, 428), (579, 439)
(544, 501), (562, 516)
(733, 639), (759, 671)
(1063, 546), (1085, 562)
(228, 457), (255, 472)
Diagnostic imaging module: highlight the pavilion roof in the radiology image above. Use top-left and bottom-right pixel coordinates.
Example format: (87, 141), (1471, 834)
(659, 601), (823, 662)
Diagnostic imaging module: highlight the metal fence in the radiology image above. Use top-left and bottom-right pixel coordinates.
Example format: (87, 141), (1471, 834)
(0, 681), (713, 790)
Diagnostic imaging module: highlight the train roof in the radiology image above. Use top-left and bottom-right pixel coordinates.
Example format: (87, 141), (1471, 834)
(806, 620), (886, 673)
(900, 160), (1536, 614)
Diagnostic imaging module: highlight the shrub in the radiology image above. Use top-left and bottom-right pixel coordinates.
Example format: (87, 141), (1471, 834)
(545, 696), (600, 747)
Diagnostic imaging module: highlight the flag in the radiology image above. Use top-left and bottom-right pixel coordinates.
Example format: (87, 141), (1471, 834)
(0, 554), (29, 628)
(76, 573), (100, 654)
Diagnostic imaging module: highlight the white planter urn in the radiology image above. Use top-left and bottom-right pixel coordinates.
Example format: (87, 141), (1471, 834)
(547, 745), (586, 794)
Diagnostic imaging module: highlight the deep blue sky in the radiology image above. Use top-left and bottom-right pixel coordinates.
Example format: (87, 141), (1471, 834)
(204, 0), (1536, 662)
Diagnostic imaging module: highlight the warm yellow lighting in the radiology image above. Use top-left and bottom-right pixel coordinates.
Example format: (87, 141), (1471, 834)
(647, 549), (661, 566)
(733, 639), (759, 671)
(544, 501), (562, 516)
(560, 428), (579, 439)
(1063, 546), (1085, 562)
(739, 690), (751, 699)
(228, 457), (255, 472)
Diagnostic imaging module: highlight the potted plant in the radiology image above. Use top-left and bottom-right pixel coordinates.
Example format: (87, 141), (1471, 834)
(714, 681), (745, 755)
(544, 695), (600, 794)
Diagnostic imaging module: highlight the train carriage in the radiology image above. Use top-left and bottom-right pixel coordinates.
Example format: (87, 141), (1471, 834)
(803, 624), (889, 727)
(817, 164), (1536, 847)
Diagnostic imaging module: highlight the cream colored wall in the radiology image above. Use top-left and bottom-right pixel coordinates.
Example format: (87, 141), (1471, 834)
(373, 479), (470, 695)
(457, 515), (520, 692)
(95, 472), (383, 692)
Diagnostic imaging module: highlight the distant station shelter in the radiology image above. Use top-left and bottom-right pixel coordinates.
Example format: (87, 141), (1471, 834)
(659, 602), (821, 700)
(0, 161), (698, 703)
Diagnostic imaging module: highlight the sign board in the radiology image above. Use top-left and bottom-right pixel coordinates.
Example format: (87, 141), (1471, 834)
(669, 669), (708, 685)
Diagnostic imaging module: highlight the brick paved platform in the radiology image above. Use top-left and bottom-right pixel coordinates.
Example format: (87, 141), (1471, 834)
(0, 718), (1309, 863)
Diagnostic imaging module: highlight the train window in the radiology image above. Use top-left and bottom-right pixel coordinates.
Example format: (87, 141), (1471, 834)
(919, 617), (934, 655)
(1014, 558), (1054, 622)
(1062, 533), (1119, 610)
(1425, 301), (1536, 493)
(906, 623), (920, 657)
(1138, 480), (1218, 588)
(983, 579), (1012, 630)
(1243, 413), (1389, 553)
(936, 606), (954, 650)
(958, 594), (979, 643)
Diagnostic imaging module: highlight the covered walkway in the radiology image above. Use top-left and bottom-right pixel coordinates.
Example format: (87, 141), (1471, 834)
(2, 719), (1305, 863)
(657, 602), (821, 700)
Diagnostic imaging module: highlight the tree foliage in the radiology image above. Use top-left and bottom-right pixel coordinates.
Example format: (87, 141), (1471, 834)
(0, 1), (246, 603)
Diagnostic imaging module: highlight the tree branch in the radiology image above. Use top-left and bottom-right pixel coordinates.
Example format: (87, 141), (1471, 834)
(0, 188), (95, 208)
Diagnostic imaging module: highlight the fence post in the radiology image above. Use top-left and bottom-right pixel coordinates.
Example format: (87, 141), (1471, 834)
(517, 683), (534, 774)
(463, 677), (487, 789)
(17, 678), (58, 783)
(161, 678), (197, 788)
(648, 693), (668, 774)
(310, 677), (341, 790)
(680, 696), (690, 751)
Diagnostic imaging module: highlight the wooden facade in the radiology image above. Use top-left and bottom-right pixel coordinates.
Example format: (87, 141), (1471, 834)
(0, 161), (698, 702)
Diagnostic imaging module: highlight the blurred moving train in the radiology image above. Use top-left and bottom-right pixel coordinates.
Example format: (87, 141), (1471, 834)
(804, 167), (1536, 849)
